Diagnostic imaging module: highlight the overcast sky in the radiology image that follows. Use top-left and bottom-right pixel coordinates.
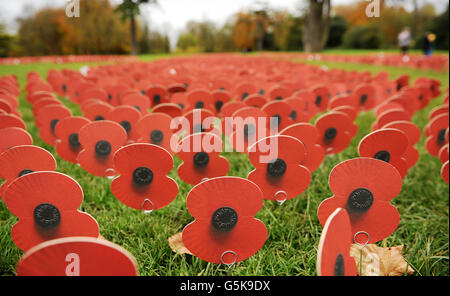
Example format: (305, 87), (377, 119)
(1, 0), (448, 44)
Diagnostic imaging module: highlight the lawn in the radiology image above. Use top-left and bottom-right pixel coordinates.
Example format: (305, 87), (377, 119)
(0, 52), (448, 276)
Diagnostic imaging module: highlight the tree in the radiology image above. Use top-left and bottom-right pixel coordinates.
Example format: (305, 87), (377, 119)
(0, 23), (13, 57)
(177, 33), (199, 52)
(326, 16), (348, 48)
(303, 0), (331, 52)
(116, 0), (157, 55)
(286, 16), (304, 51)
(232, 12), (256, 52)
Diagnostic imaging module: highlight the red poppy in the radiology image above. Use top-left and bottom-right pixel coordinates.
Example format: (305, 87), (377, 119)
(375, 101), (404, 117)
(385, 94), (419, 116)
(0, 127), (33, 155)
(136, 112), (175, 154)
(168, 83), (187, 96)
(268, 86), (292, 101)
(121, 93), (150, 115)
(54, 116), (91, 164)
(182, 176), (267, 264)
(82, 102), (113, 122)
(328, 94), (358, 110)
(317, 158), (402, 244)
(310, 85), (330, 112)
(280, 123), (325, 172)
(211, 90), (231, 115)
(0, 145), (56, 198)
(283, 97), (312, 123)
(0, 98), (12, 114)
(315, 112), (353, 154)
(28, 91), (55, 105)
(0, 93), (19, 110)
(358, 129), (409, 178)
(429, 105), (449, 121)
(261, 100), (295, 132)
(16, 237), (138, 276)
(77, 120), (128, 177)
(3, 171), (99, 251)
(234, 82), (256, 101)
(382, 121), (421, 169)
(426, 113), (449, 157)
(229, 107), (269, 152)
(0, 114), (26, 130)
(32, 98), (62, 117)
(146, 85), (168, 107)
(78, 87), (108, 104)
(439, 144), (449, 164)
(395, 74), (409, 91)
(182, 108), (221, 137)
(186, 89), (214, 112)
(111, 143), (178, 211)
(291, 90), (320, 121)
(353, 84), (376, 110)
(106, 106), (142, 143)
(36, 105), (72, 146)
(374, 109), (411, 130)
(244, 94), (268, 109)
(248, 135), (311, 202)
(152, 103), (183, 118)
(220, 101), (247, 118)
(176, 132), (229, 185)
(442, 161), (449, 184)
(317, 208), (357, 276)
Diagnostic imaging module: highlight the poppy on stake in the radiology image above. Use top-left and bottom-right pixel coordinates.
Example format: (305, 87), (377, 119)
(182, 177), (268, 265)
(247, 135), (311, 203)
(317, 158), (402, 244)
(3, 171), (100, 251)
(16, 237), (138, 276)
(77, 120), (127, 177)
(111, 143), (178, 212)
(317, 208), (357, 276)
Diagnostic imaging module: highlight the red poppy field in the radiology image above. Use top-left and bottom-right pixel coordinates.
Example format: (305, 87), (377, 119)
(0, 52), (448, 276)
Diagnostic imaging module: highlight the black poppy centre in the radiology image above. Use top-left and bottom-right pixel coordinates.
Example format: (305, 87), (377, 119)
(334, 253), (345, 276)
(50, 119), (59, 135)
(95, 140), (112, 157)
(267, 158), (287, 177)
(346, 188), (374, 213)
(211, 207), (238, 232)
(133, 166), (154, 186)
(193, 152), (209, 167)
(120, 121), (132, 134)
(150, 129), (164, 144)
(324, 127), (338, 143)
(68, 133), (81, 149)
(374, 150), (391, 163)
(33, 203), (61, 229)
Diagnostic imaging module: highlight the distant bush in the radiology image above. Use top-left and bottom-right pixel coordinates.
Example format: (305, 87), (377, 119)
(326, 16), (348, 48)
(343, 25), (382, 49)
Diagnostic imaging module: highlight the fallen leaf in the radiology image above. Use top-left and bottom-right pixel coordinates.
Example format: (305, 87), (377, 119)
(168, 232), (192, 255)
(350, 244), (414, 276)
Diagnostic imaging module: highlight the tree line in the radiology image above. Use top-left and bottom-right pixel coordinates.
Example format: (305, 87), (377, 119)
(0, 0), (448, 57)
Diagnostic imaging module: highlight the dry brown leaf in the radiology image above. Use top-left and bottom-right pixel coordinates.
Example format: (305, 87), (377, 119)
(350, 244), (414, 276)
(168, 232), (192, 255)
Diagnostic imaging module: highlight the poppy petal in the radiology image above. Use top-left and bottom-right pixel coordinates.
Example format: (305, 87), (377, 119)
(317, 208), (357, 276)
(16, 237), (138, 276)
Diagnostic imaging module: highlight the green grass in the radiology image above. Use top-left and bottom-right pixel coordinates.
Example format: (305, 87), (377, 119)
(0, 53), (448, 276)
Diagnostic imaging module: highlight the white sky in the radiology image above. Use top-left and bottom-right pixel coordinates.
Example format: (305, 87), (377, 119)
(1, 0), (448, 45)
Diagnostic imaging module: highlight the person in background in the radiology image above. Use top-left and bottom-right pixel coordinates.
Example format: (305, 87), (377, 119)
(398, 27), (412, 56)
(423, 32), (436, 56)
